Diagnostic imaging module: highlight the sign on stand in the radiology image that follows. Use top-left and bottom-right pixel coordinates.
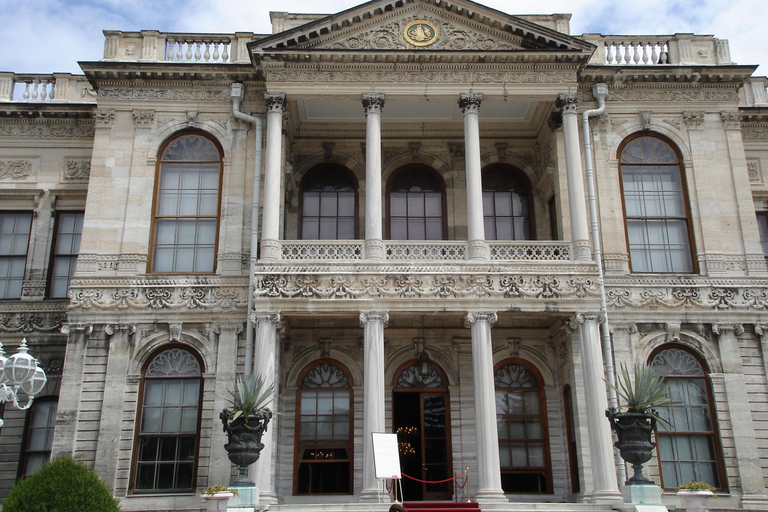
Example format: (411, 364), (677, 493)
(372, 432), (401, 479)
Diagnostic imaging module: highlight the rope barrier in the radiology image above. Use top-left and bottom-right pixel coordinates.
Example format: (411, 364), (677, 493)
(401, 469), (467, 485)
(455, 472), (469, 490)
(384, 479), (393, 493)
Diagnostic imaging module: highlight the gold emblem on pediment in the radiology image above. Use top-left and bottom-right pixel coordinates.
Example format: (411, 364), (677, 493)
(403, 20), (439, 47)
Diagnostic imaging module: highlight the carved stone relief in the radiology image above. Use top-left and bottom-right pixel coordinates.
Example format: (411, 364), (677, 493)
(0, 124), (95, 138)
(747, 160), (761, 182)
(265, 68), (577, 85)
(0, 159), (33, 180)
(64, 159), (91, 181)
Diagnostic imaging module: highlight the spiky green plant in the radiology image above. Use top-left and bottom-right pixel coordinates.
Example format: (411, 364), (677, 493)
(607, 362), (677, 425)
(224, 374), (274, 422)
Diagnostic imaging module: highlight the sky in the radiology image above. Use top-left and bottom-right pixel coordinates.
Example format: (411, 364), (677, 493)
(1, 0), (766, 76)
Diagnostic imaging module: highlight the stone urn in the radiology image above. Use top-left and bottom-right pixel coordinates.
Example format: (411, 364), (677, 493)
(202, 491), (234, 512)
(606, 408), (657, 485)
(677, 489), (714, 512)
(220, 408), (272, 486)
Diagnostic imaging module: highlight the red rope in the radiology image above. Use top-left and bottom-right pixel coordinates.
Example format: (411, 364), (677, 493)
(401, 470), (467, 485)
(455, 472), (469, 490)
(384, 479), (393, 493)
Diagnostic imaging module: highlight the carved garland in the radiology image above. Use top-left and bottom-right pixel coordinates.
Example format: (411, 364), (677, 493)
(69, 286), (247, 310)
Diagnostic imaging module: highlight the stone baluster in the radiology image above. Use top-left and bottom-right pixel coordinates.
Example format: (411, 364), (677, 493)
(363, 93), (385, 260)
(185, 42), (192, 62)
(222, 42), (229, 62)
(460, 92), (489, 261)
(261, 92), (287, 261)
(212, 42), (220, 62)
(203, 41), (211, 62)
(166, 39), (175, 61)
(194, 41), (202, 61)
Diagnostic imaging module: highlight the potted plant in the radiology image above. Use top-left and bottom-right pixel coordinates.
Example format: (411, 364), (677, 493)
(605, 362), (676, 485)
(677, 482), (715, 512)
(202, 484), (238, 512)
(220, 373), (274, 486)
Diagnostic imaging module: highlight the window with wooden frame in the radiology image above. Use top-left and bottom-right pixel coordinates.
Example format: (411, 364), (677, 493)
(387, 165), (446, 240)
(562, 385), (580, 493)
(150, 132), (222, 273)
(0, 212), (32, 299)
(48, 211), (83, 298)
(619, 135), (695, 273)
(294, 361), (353, 495)
(132, 347), (202, 493)
(756, 212), (768, 261)
(18, 398), (58, 478)
(482, 164), (534, 241)
(651, 346), (725, 490)
(299, 165), (358, 240)
(495, 360), (551, 493)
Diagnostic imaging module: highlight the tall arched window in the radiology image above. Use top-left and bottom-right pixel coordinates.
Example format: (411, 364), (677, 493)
(387, 165), (446, 240)
(294, 361), (353, 495)
(300, 165), (358, 240)
(133, 347), (202, 492)
(651, 347), (725, 490)
(495, 360), (551, 493)
(619, 135), (694, 273)
(150, 133), (222, 273)
(482, 164), (534, 240)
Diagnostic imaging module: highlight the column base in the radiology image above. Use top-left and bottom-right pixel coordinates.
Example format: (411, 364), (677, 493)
(591, 489), (625, 506)
(475, 488), (508, 504)
(364, 239), (385, 260)
(257, 490), (278, 506)
(260, 239), (281, 261)
(467, 240), (489, 261)
(572, 240), (592, 262)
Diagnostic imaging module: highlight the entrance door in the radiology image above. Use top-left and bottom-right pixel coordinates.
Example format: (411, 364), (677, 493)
(392, 362), (452, 501)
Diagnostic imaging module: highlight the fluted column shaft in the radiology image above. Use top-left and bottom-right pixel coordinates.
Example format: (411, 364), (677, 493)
(460, 93), (489, 261)
(363, 94), (385, 260)
(466, 312), (506, 503)
(359, 311), (388, 501)
(261, 93), (286, 261)
(558, 94), (591, 262)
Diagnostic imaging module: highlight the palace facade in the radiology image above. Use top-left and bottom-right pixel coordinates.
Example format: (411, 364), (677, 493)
(2, 0), (768, 511)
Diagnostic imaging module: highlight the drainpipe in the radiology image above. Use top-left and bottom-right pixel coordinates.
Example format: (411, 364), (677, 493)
(581, 82), (626, 485)
(231, 83), (263, 376)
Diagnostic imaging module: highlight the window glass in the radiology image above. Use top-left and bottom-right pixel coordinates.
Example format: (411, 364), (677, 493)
(757, 213), (768, 261)
(151, 134), (221, 273)
(0, 212), (32, 299)
(482, 166), (533, 241)
(20, 400), (58, 477)
(134, 348), (201, 492)
(300, 166), (357, 240)
(620, 136), (693, 273)
(49, 212), (84, 298)
(388, 166), (445, 240)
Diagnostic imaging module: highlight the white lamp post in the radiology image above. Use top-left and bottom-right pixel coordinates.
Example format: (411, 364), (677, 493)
(0, 338), (47, 428)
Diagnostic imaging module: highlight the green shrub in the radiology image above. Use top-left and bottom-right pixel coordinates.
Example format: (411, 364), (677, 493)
(2, 455), (120, 512)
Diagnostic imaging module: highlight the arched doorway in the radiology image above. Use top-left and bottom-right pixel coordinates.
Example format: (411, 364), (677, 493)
(392, 360), (452, 501)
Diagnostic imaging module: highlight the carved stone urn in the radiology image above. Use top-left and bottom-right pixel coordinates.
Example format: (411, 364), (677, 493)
(220, 408), (272, 486)
(606, 408), (657, 485)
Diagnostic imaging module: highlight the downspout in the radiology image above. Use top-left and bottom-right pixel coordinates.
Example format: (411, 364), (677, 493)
(231, 83), (263, 376)
(581, 83), (626, 485)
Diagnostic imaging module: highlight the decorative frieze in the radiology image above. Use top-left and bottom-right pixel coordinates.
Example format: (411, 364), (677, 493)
(264, 68), (577, 85)
(605, 280), (768, 311)
(64, 159), (91, 180)
(98, 88), (229, 101)
(68, 281), (248, 311)
(0, 311), (67, 333)
(0, 124), (95, 138)
(608, 90), (738, 102)
(0, 159), (33, 180)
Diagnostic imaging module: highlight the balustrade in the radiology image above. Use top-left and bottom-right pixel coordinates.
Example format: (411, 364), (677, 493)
(603, 40), (670, 65)
(165, 37), (233, 63)
(0, 73), (94, 102)
(582, 33), (733, 66)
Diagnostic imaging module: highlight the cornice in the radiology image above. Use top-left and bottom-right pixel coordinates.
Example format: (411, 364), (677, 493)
(580, 65), (754, 87)
(79, 61), (258, 85)
(0, 104), (95, 119)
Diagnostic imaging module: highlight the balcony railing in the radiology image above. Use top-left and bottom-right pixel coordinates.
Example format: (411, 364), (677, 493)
(101, 31), (262, 64)
(0, 73), (95, 103)
(278, 240), (572, 262)
(582, 33), (734, 66)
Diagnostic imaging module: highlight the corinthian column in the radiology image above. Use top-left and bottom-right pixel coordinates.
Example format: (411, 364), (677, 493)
(557, 94), (591, 262)
(459, 92), (489, 261)
(359, 311), (388, 501)
(251, 311), (282, 504)
(363, 93), (385, 260)
(465, 312), (506, 503)
(261, 92), (286, 261)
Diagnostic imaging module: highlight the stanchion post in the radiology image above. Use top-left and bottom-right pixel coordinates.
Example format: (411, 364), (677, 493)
(466, 467), (471, 502)
(393, 478), (399, 504)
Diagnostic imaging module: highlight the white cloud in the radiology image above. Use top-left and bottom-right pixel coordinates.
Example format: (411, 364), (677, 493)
(1, 0), (765, 75)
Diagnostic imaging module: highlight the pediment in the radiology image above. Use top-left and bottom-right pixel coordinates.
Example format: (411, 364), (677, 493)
(251, 0), (593, 58)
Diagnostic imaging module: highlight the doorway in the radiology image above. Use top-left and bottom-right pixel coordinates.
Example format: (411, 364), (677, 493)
(392, 362), (452, 501)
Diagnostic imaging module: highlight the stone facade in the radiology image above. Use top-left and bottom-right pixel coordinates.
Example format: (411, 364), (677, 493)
(1, 1), (768, 511)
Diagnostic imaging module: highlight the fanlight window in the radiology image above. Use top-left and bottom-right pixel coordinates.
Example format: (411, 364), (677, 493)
(151, 133), (222, 273)
(134, 348), (202, 492)
(619, 136), (694, 273)
(300, 165), (357, 240)
(396, 364), (444, 388)
(482, 165), (533, 241)
(388, 166), (445, 240)
(651, 347), (724, 490)
(495, 362), (551, 493)
(295, 362), (353, 495)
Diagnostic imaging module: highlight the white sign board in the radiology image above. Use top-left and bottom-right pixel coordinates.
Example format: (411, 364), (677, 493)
(372, 432), (401, 479)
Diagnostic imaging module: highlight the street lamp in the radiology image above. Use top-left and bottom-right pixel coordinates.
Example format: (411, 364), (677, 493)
(0, 338), (47, 428)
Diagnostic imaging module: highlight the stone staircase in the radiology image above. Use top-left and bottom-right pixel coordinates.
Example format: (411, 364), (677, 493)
(402, 502), (481, 512)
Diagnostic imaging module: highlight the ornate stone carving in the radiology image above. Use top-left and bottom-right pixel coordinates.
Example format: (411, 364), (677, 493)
(609, 90), (737, 102)
(0, 312), (67, 333)
(60, 323), (93, 335)
(683, 111), (704, 129)
(362, 93), (385, 114)
(447, 142), (464, 159)
(64, 159), (91, 180)
(213, 323), (244, 335)
(0, 125), (95, 138)
(0, 159), (32, 180)
(69, 281), (247, 311)
(359, 311), (389, 327)
(265, 69), (577, 85)
(186, 110), (198, 126)
(168, 323), (183, 342)
(665, 323), (681, 342)
(748, 161), (760, 182)
(252, 312), (282, 326)
(264, 92), (286, 113)
(712, 324), (744, 336)
(459, 92), (482, 115)
(322, 142), (335, 162)
(104, 324), (136, 337)
(464, 312), (497, 327)
(98, 88), (229, 101)
(133, 109), (155, 128)
(605, 280), (768, 312)
(93, 109), (115, 127)
(720, 111), (741, 130)
(639, 111), (653, 130)
(556, 93), (580, 114)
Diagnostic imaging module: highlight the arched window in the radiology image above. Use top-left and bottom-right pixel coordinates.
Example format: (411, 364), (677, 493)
(495, 361), (551, 493)
(619, 135), (694, 273)
(150, 133), (222, 273)
(482, 164), (534, 240)
(387, 165), (446, 240)
(294, 361), (353, 495)
(133, 347), (202, 492)
(300, 165), (358, 239)
(651, 347), (725, 490)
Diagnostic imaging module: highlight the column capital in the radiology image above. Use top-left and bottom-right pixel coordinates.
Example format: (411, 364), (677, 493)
(213, 322), (244, 335)
(755, 324), (768, 340)
(557, 93), (581, 114)
(464, 311), (497, 328)
(362, 93), (385, 114)
(712, 323), (744, 336)
(60, 323), (93, 335)
(104, 324), (136, 337)
(264, 92), (286, 113)
(359, 311), (389, 327)
(252, 311), (282, 325)
(459, 92), (482, 115)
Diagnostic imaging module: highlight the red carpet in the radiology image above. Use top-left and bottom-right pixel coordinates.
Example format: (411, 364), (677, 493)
(402, 502), (481, 512)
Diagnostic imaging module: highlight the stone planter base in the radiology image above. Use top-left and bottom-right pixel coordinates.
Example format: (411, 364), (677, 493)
(678, 490), (714, 512)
